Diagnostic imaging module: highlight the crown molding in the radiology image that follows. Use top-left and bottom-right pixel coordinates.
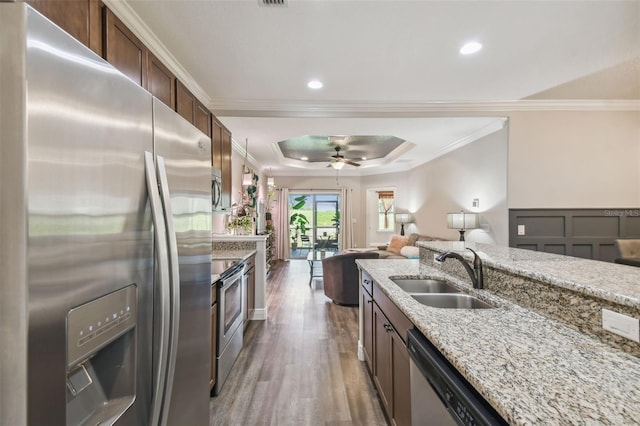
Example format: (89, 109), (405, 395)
(102, 0), (211, 106)
(210, 99), (640, 118)
(102, 1), (639, 122)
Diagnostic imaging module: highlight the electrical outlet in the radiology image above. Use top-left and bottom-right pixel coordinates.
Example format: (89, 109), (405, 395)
(602, 309), (640, 342)
(517, 225), (525, 236)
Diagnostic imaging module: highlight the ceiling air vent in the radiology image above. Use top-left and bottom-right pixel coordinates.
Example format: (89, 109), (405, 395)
(260, 0), (287, 6)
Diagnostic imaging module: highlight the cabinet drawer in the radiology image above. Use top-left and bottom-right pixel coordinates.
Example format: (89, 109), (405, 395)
(245, 254), (256, 271)
(373, 282), (413, 344)
(361, 270), (373, 296)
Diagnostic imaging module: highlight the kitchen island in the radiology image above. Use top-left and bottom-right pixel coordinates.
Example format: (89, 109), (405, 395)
(357, 243), (640, 425)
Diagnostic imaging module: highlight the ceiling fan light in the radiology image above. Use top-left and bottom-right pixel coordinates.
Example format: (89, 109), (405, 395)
(331, 160), (345, 170)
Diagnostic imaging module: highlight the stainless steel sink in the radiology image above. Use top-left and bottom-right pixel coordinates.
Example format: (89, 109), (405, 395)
(411, 294), (496, 309)
(391, 278), (461, 293)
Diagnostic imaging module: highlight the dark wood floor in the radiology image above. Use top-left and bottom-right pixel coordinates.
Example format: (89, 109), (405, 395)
(210, 260), (387, 425)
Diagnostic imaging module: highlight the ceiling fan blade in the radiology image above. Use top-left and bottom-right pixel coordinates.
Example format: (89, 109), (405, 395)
(344, 159), (361, 167)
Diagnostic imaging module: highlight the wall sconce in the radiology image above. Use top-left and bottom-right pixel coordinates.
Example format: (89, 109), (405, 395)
(447, 210), (478, 241)
(395, 213), (413, 236)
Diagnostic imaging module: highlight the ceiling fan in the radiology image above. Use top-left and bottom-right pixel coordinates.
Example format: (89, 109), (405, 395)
(329, 146), (361, 170)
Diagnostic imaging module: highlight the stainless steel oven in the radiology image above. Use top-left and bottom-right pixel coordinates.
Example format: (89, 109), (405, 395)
(214, 261), (245, 395)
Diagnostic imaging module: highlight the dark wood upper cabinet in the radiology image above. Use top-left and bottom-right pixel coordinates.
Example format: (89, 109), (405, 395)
(195, 101), (212, 138)
(104, 8), (148, 88)
(148, 52), (176, 109)
(212, 119), (223, 170)
(26, 0), (103, 56)
(220, 124), (232, 211)
(212, 117), (232, 210)
(176, 80), (197, 124)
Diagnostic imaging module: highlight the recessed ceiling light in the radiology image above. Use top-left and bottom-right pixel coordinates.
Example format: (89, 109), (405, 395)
(301, 156), (308, 161)
(460, 41), (482, 55)
(307, 79), (323, 89)
(361, 157), (367, 160)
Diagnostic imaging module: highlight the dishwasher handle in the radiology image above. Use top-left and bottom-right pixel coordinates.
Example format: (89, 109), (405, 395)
(407, 329), (507, 426)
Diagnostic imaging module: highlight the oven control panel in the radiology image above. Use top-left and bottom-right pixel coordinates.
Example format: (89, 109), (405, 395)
(66, 285), (137, 369)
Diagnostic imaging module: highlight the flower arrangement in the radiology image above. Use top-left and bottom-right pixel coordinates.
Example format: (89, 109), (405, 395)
(227, 204), (255, 235)
(227, 214), (253, 234)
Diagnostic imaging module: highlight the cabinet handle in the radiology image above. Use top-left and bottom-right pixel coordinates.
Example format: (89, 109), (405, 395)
(363, 280), (370, 284)
(384, 323), (392, 332)
(367, 299), (373, 304)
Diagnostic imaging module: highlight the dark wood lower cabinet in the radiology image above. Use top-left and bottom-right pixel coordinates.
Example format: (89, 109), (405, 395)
(362, 286), (374, 370)
(364, 275), (411, 426)
(243, 254), (256, 328)
(373, 304), (393, 415)
(392, 331), (411, 426)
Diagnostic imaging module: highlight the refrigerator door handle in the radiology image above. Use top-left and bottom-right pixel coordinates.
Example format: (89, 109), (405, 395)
(156, 155), (181, 425)
(144, 152), (171, 426)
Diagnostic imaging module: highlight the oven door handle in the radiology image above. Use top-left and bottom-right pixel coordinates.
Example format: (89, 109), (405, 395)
(144, 152), (171, 426)
(219, 268), (245, 290)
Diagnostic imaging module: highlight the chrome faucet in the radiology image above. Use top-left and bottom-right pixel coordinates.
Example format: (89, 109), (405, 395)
(436, 248), (484, 289)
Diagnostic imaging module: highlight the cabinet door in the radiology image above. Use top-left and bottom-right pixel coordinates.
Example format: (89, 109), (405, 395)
(195, 101), (212, 137)
(373, 304), (392, 415)
(148, 52), (176, 109)
(247, 266), (255, 318)
(210, 303), (217, 390)
(391, 329), (411, 426)
(104, 8), (148, 88)
(27, 0), (89, 46)
(176, 80), (196, 124)
(362, 286), (374, 371)
(220, 125), (232, 210)
(212, 118), (223, 170)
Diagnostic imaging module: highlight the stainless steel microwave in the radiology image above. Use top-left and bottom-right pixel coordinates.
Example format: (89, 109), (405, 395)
(212, 167), (222, 211)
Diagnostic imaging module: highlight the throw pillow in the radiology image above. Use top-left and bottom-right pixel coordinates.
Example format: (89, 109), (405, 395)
(400, 245), (419, 258)
(387, 235), (409, 254)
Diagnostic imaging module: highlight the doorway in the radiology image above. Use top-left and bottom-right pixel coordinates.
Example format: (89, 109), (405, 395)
(289, 192), (341, 259)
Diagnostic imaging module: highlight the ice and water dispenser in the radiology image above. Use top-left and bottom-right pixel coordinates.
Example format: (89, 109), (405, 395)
(66, 285), (137, 425)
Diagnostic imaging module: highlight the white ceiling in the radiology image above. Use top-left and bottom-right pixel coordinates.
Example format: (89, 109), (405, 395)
(115, 0), (640, 176)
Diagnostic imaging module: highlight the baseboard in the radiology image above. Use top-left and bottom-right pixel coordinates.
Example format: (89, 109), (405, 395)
(251, 308), (267, 320)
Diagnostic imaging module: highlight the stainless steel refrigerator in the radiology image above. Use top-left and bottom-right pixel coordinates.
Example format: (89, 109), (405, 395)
(0, 4), (212, 425)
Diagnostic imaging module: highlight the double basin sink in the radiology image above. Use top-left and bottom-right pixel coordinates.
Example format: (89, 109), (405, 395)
(391, 278), (496, 309)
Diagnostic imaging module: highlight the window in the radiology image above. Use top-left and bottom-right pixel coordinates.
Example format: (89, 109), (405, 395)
(377, 191), (395, 231)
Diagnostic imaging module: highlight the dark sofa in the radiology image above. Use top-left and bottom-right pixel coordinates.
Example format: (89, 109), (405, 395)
(322, 251), (380, 305)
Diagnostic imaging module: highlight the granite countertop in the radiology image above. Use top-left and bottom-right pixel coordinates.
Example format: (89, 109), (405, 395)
(212, 249), (256, 261)
(419, 241), (640, 308)
(211, 249), (256, 282)
(356, 259), (640, 425)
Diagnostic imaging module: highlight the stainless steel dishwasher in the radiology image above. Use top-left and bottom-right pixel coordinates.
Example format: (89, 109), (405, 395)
(407, 328), (507, 426)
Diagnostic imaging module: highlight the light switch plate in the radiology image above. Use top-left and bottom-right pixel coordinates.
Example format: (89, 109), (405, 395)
(602, 309), (640, 342)
(517, 225), (525, 236)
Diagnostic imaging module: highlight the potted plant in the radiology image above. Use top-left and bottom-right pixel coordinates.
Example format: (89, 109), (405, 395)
(289, 195), (308, 248)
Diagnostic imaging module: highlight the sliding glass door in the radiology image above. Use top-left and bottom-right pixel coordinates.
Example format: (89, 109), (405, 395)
(288, 192), (341, 259)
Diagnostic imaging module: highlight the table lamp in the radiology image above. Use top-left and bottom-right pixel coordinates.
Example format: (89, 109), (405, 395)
(447, 211), (478, 241)
(395, 213), (413, 236)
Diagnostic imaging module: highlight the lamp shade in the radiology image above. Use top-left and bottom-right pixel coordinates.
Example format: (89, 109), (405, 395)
(447, 211), (478, 230)
(331, 160), (345, 170)
(242, 173), (252, 186)
(395, 213), (413, 224)
(267, 176), (275, 186)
